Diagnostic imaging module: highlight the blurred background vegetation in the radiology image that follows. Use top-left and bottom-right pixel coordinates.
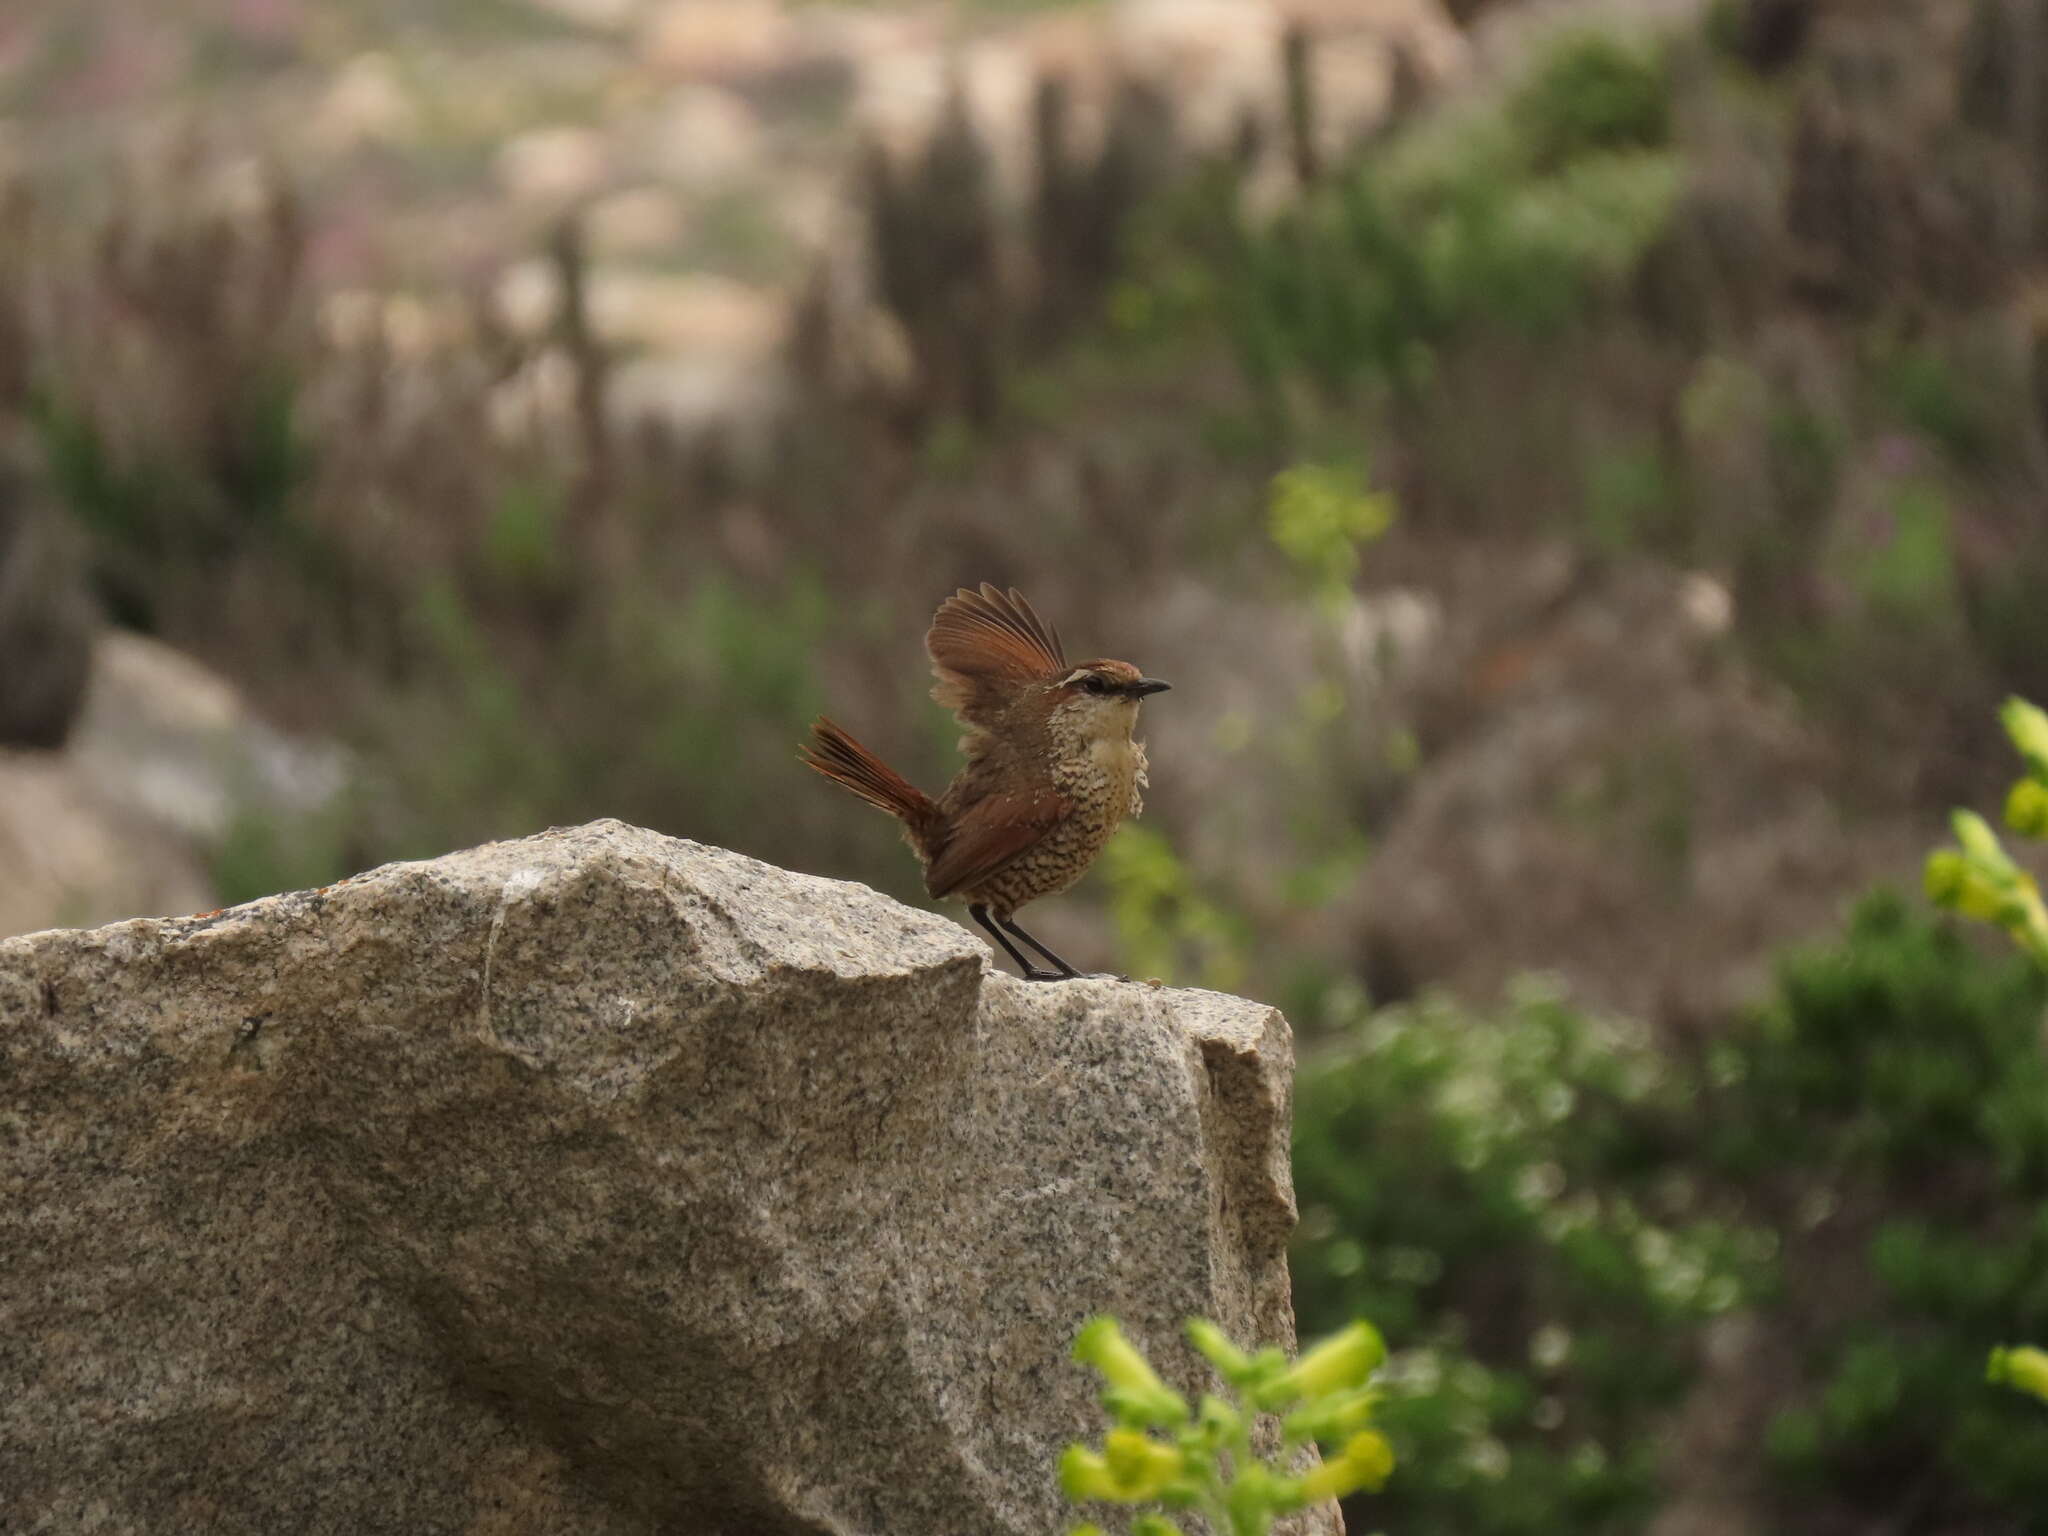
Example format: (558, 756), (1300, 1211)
(5, 0), (2048, 1529)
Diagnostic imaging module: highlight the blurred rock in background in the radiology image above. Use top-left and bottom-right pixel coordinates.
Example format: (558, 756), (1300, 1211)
(0, 454), (93, 751)
(0, 630), (346, 938)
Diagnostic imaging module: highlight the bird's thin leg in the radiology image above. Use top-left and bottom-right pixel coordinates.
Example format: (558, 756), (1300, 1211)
(971, 905), (1069, 982)
(998, 917), (1096, 980)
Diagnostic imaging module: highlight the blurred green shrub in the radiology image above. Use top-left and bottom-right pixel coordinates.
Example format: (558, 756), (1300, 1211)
(370, 567), (831, 863)
(1100, 824), (1251, 991)
(1715, 892), (2048, 1190)
(212, 803), (358, 909)
(1852, 480), (1960, 628)
(33, 371), (310, 632)
(1710, 893), (2048, 1523)
(1927, 694), (2048, 1476)
(1583, 438), (1674, 552)
(1871, 338), (2001, 468)
(19, 171), (315, 635)
(1268, 461), (1394, 601)
(1292, 980), (1768, 1536)
(1292, 880), (2048, 1532)
(1509, 30), (1673, 171)
(482, 481), (568, 599)
(1126, 29), (1680, 414)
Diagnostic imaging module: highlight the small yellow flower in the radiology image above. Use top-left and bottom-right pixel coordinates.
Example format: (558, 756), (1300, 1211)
(1283, 1385), (1381, 1442)
(1058, 1431), (1184, 1504)
(1266, 1321), (1387, 1404)
(1923, 849), (2013, 925)
(1226, 1463), (1284, 1528)
(1074, 1318), (1167, 1393)
(1989, 1344), (2048, 1404)
(1060, 1446), (1120, 1502)
(1185, 1319), (1254, 1381)
(1104, 1429), (1185, 1498)
(1073, 1317), (1189, 1426)
(1296, 1430), (1398, 1501)
(1954, 869), (2012, 924)
(2007, 778), (2048, 840)
(1924, 849), (1967, 907)
(2001, 696), (2048, 778)
(1954, 810), (2008, 865)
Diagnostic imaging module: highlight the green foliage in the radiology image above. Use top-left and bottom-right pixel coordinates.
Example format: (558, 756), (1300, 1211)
(1126, 27), (1680, 415)
(1226, 150), (1680, 409)
(1100, 824), (1251, 990)
(372, 569), (830, 861)
(211, 804), (357, 909)
(1292, 870), (2048, 1532)
(1716, 892), (2048, 1183)
(1267, 461), (1394, 599)
(1095, 2), (2035, 773)
(1583, 439), (1673, 552)
(40, 403), (134, 549)
(1291, 981), (1768, 1536)
(483, 480), (566, 595)
(1060, 1316), (1393, 1536)
(1925, 695), (2048, 1451)
(919, 415), (983, 478)
(1710, 892), (2048, 1521)
(1925, 698), (2048, 967)
(1509, 30), (1673, 171)
(37, 369), (306, 544)
(1852, 481), (1959, 625)
(32, 371), (311, 630)
(1871, 338), (2002, 467)
(383, 578), (569, 846)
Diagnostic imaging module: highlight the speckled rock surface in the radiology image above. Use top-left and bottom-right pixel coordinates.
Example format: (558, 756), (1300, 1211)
(0, 820), (1332, 1536)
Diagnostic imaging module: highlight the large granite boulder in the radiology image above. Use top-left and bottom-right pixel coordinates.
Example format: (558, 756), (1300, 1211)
(0, 820), (1333, 1536)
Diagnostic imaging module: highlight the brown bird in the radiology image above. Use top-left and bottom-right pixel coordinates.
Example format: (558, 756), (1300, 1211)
(801, 583), (1170, 981)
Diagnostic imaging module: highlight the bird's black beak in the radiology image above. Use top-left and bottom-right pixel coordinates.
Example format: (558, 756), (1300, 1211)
(1131, 678), (1172, 697)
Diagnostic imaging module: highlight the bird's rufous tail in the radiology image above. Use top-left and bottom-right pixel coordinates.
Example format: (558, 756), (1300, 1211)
(801, 718), (943, 844)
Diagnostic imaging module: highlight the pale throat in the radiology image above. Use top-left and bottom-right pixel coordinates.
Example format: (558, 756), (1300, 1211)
(1087, 732), (1140, 779)
(1049, 703), (1149, 812)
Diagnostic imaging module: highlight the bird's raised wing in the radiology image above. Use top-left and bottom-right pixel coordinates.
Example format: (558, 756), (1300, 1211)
(926, 584), (1066, 729)
(924, 784), (1069, 901)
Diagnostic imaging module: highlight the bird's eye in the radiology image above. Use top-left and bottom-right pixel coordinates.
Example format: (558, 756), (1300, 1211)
(1082, 676), (1109, 696)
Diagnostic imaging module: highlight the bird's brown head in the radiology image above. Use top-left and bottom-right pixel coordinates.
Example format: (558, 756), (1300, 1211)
(925, 585), (1169, 737)
(1047, 658), (1171, 741)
